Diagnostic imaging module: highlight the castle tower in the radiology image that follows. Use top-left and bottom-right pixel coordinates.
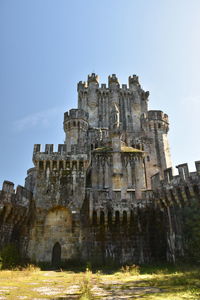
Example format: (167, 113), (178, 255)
(108, 74), (120, 106)
(77, 73), (99, 127)
(141, 110), (172, 187)
(63, 109), (88, 153)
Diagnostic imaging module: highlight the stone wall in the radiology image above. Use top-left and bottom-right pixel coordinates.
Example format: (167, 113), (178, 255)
(151, 161), (200, 262)
(0, 181), (33, 258)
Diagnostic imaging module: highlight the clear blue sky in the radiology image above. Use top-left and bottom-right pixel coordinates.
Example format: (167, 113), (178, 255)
(1, 0), (200, 187)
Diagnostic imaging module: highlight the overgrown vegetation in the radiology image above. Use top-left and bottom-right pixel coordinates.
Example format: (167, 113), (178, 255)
(0, 243), (21, 269)
(0, 263), (200, 299)
(182, 202), (200, 263)
(79, 268), (94, 300)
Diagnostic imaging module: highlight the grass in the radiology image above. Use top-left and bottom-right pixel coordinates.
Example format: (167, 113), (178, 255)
(0, 264), (200, 299)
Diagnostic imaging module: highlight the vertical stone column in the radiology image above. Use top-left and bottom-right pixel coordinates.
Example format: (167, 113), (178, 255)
(127, 161), (132, 188)
(112, 152), (122, 190)
(135, 157), (145, 200)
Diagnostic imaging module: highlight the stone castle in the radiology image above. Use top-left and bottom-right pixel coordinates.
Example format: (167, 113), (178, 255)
(1, 74), (200, 266)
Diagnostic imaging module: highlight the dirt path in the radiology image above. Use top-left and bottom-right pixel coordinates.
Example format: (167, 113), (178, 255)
(0, 271), (164, 300)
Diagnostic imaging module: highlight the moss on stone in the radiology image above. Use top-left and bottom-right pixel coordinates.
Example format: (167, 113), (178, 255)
(93, 146), (143, 153)
(121, 146), (143, 153)
(93, 147), (113, 152)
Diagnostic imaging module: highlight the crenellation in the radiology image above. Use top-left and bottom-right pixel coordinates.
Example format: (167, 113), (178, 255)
(100, 83), (107, 89)
(34, 144), (41, 153)
(151, 161), (200, 210)
(64, 108), (89, 122)
(164, 167), (173, 183)
(58, 144), (67, 153)
(141, 90), (150, 101)
(108, 74), (120, 87)
(87, 73), (99, 85)
(128, 75), (141, 89)
(45, 144), (54, 154)
(77, 80), (87, 91)
(2, 181), (15, 193)
(122, 84), (127, 89)
(176, 163), (189, 180)
(15, 185), (32, 207)
(0, 182), (32, 207)
(195, 160), (200, 174)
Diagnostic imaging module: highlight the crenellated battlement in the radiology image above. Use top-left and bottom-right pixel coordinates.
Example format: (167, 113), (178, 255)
(64, 109), (89, 122)
(32, 144), (89, 171)
(33, 144), (88, 157)
(77, 74), (150, 95)
(2, 180), (15, 193)
(87, 73), (99, 84)
(151, 161), (200, 207)
(77, 81), (87, 91)
(128, 75), (141, 87)
(0, 181), (32, 208)
(140, 110), (169, 133)
(33, 144), (67, 154)
(152, 161), (200, 187)
(148, 110), (168, 122)
(108, 74), (120, 87)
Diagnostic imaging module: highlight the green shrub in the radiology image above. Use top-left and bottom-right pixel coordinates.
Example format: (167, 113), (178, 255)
(79, 269), (94, 300)
(120, 264), (140, 276)
(182, 203), (200, 263)
(0, 243), (20, 269)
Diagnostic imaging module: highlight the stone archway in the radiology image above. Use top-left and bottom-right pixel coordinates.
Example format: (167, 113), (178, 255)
(43, 206), (72, 263)
(52, 242), (61, 268)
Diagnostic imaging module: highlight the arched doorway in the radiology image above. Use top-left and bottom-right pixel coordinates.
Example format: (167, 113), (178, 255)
(52, 242), (61, 268)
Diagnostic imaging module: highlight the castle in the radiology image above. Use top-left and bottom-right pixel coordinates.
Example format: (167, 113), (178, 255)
(1, 74), (200, 266)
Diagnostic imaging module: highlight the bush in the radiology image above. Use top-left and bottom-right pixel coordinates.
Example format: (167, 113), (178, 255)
(79, 268), (94, 300)
(0, 244), (20, 269)
(182, 203), (200, 263)
(120, 264), (140, 276)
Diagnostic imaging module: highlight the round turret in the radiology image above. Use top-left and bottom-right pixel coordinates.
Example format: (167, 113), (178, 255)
(63, 109), (89, 153)
(148, 110), (169, 133)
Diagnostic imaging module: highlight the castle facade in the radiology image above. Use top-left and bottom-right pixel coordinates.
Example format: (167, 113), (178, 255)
(1, 74), (200, 266)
